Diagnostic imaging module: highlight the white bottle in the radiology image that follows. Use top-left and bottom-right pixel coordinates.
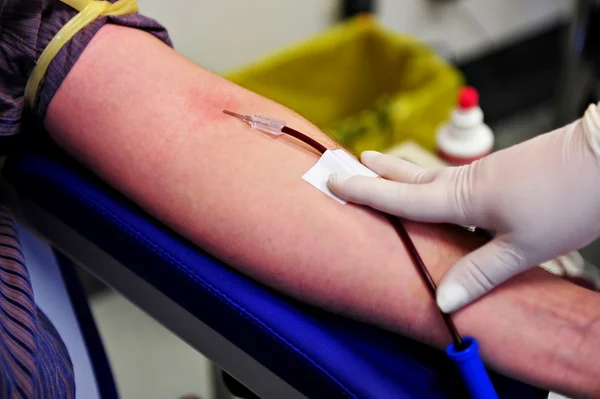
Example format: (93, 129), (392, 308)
(436, 86), (494, 165)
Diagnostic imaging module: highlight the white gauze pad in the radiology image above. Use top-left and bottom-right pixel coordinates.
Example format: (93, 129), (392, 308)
(302, 149), (378, 204)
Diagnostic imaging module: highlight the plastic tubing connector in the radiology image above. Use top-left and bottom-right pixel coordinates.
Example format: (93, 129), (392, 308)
(446, 337), (499, 399)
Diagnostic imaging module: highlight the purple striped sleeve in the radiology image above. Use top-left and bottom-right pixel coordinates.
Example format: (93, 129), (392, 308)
(0, 204), (75, 398)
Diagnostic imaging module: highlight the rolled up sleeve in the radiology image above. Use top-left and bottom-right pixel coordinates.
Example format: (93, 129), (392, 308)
(0, 0), (172, 137)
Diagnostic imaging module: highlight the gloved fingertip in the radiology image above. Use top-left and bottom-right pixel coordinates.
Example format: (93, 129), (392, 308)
(328, 172), (353, 187)
(360, 150), (381, 163)
(436, 282), (470, 313)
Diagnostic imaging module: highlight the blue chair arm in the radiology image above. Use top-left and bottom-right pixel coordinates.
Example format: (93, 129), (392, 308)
(2, 149), (547, 399)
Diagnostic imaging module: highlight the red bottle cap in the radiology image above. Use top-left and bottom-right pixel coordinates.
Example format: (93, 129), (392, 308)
(458, 86), (479, 110)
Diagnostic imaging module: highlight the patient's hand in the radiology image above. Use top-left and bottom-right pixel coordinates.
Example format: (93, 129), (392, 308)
(45, 24), (600, 399)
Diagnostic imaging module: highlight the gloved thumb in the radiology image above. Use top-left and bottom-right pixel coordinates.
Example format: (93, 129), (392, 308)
(436, 238), (527, 313)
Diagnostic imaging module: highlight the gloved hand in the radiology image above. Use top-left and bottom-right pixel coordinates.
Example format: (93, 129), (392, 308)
(328, 103), (600, 313)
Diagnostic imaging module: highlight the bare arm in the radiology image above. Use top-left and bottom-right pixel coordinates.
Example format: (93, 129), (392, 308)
(44, 25), (600, 398)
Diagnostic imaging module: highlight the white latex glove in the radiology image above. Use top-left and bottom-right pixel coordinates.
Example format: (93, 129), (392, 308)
(328, 103), (600, 313)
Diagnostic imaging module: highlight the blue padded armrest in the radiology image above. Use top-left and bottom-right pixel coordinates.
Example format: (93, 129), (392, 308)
(3, 149), (547, 399)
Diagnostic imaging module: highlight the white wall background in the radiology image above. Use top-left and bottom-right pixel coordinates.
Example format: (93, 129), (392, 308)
(136, 0), (340, 73)
(136, 0), (573, 73)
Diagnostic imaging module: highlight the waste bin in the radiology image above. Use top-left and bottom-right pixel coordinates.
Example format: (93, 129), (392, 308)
(224, 14), (464, 155)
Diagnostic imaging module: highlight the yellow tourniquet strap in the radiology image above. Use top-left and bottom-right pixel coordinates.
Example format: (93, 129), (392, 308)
(25, 0), (138, 109)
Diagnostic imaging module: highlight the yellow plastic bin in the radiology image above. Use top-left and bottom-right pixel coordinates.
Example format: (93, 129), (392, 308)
(224, 15), (464, 155)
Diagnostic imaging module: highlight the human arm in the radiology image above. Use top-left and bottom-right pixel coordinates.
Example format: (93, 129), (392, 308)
(43, 24), (600, 398)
